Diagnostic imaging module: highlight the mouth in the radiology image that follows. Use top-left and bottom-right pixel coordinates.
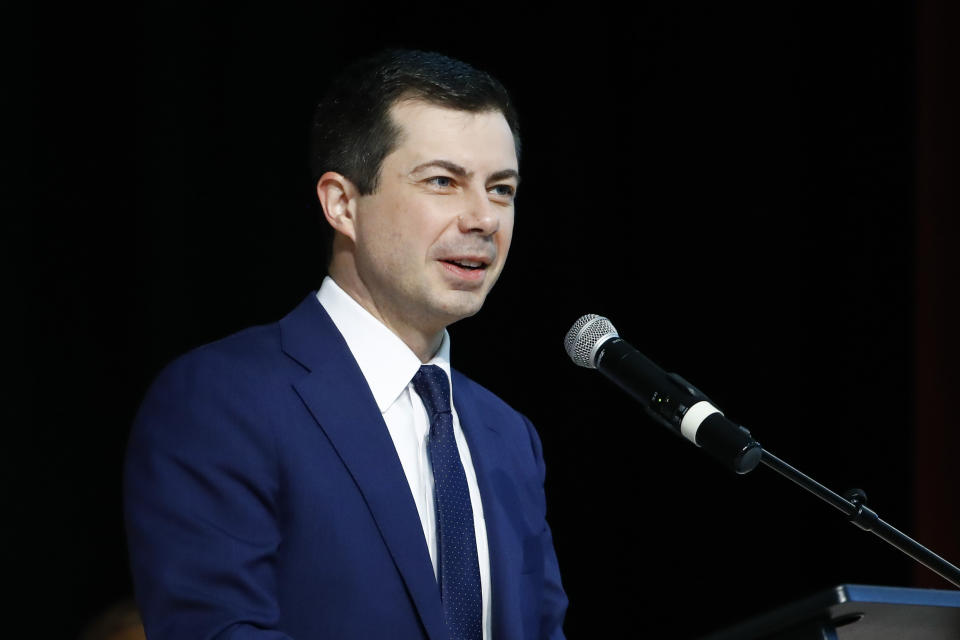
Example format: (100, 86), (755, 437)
(440, 258), (488, 271)
(437, 255), (493, 283)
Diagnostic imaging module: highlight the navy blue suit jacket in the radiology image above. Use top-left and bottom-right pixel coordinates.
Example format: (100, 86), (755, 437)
(124, 293), (567, 639)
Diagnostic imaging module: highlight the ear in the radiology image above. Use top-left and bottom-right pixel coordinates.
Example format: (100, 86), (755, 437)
(316, 171), (360, 242)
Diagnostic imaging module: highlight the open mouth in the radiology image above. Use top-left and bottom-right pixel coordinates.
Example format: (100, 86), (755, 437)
(442, 259), (486, 271)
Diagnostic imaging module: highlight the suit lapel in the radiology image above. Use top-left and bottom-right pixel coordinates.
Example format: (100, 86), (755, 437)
(452, 373), (525, 640)
(280, 294), (448, 640)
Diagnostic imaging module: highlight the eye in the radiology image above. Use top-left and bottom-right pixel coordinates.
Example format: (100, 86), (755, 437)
(427, 176), (455, 189)
(489, 184), (516, 199)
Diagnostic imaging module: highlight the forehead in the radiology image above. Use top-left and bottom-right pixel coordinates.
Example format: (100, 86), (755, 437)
(386, 100), (518, 172)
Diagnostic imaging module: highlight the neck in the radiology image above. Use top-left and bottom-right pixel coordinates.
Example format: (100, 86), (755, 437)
(327, 266), (445, 363)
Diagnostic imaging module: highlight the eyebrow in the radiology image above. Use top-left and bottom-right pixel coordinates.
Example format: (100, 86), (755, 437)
(488, 169), (521, 185)
(410, 160), (521, 185)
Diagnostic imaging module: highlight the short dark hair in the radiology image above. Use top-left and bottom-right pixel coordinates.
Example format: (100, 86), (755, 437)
(310, 49), (521, 194)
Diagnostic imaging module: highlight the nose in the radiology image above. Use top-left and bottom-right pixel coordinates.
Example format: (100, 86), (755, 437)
(458, 188), (501, 236)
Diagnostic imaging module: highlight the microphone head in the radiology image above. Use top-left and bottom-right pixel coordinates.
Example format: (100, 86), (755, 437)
(564, 314), (619, 369)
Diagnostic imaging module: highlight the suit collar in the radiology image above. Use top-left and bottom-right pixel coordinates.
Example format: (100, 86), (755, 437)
(279, 293), (449, 640)
(452, 373), (522, 639)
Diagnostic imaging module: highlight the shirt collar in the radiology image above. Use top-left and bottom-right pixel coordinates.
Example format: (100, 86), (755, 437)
(317, 276), (452, 413)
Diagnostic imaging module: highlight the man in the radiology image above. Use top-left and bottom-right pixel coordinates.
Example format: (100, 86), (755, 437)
(124, 50), (567, 640)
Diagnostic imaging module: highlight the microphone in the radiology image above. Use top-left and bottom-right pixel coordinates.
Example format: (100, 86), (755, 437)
(564, 314), (763, 474)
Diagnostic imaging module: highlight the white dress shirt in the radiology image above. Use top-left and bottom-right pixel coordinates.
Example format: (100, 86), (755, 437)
(317, 277), (492, 638)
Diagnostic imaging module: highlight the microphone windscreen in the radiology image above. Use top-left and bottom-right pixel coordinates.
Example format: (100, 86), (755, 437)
(564, 314), (619, 368)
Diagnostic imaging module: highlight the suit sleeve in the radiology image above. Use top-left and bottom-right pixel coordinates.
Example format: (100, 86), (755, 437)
(124, 351), (295, 640)
(523, 416), (569, 640)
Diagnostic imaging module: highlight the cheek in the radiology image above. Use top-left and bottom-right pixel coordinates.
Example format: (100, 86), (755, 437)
(361, 209), (435, 275)
(498, 213), (516, 255)
(357, 201), (409, 251)
(359, 193), (468, 265)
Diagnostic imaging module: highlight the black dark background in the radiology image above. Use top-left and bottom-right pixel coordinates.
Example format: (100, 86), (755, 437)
(22, 2), (959, 638)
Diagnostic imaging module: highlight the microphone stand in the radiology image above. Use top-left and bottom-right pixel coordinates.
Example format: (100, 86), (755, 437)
(656, 371), (960, 587)
(757, 448), (960, 589)
(562, 315), (960, 588)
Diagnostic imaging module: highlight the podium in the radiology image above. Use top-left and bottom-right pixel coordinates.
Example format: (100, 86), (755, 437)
(702, 584), (960, 639)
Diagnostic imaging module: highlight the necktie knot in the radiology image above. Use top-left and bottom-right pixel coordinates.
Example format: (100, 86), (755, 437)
(412, 364), (452, 418)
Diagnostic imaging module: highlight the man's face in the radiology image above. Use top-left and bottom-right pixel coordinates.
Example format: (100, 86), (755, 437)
(348, 100), (518, 338)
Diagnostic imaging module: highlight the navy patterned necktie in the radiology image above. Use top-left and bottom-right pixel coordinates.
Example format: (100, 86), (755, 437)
(412, 365), (482, 640)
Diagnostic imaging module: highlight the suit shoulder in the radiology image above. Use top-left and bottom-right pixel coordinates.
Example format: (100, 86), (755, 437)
(185, 321), (283, 366)
(157, 292), (330, 382)
(151, 321), (287, 389)
(451, 369), (526, 420)
(129, 318), (304, 464)
(451, 369), (546, 452)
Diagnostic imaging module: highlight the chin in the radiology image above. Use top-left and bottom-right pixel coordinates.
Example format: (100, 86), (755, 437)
(433, 292), (487, 324)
